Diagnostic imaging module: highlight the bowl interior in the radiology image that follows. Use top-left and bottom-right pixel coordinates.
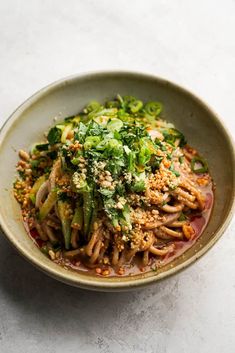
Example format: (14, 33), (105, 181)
(0, 72), (234, 290)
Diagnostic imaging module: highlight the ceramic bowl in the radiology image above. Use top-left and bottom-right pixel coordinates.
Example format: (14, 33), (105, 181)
(0, 72), (234, 291)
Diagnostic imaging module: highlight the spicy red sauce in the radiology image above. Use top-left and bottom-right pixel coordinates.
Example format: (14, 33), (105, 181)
(26, 179), (214, 278)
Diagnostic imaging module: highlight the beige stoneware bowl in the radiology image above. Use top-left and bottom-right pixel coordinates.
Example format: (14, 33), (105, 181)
(0, 72), (234, 291)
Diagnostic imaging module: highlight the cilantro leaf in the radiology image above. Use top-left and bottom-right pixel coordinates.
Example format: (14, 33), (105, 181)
(47, 127), (62, 145)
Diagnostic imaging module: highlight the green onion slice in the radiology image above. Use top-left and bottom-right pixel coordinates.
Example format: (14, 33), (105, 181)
(191, 156), (208, 174)
(128, 100), (143, 113)
(144, 101), (162, 116)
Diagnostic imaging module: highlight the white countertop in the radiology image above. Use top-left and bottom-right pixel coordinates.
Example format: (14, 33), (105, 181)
(0, 1), (234, 352)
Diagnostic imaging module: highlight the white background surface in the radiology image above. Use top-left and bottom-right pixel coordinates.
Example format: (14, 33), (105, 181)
(0, 1), (234, 352)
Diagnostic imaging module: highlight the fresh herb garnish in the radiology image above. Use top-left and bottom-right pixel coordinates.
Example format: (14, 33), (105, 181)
(163, 128), (186, 147)
(35, 143), (49, 151)
(169, 164), (180, 177)
(47, 127), (62, 145)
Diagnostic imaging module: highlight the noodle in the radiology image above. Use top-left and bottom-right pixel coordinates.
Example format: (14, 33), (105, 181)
(159, 226), (183, 239)
(112, 246), (120, 266)
(71, 228), (79, 249)
(161, 203), (184, 213)
(13, 95), (213, 277)
(149, 244), (174, 256)
(90, 239), (103, 264)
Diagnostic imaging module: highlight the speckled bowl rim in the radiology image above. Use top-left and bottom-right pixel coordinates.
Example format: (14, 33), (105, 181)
(0, 71), (234, 291)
